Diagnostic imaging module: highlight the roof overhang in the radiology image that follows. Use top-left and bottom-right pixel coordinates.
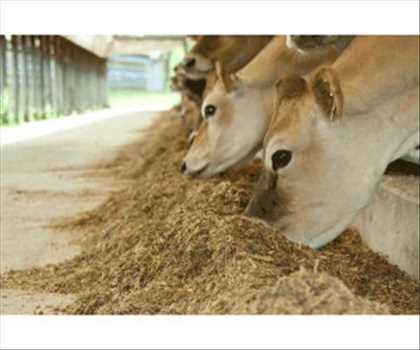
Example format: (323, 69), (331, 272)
(64, 35), (186, 58)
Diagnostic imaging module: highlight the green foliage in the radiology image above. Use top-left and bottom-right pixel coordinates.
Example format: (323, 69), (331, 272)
(0, 90), (12, 126)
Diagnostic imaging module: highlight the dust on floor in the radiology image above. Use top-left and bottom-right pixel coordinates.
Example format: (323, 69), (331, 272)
(1, 111), (419, 314)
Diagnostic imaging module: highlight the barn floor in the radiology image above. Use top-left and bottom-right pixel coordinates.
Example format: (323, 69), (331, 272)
(1, 109), (418, 315)
(0, 110), (159, 314)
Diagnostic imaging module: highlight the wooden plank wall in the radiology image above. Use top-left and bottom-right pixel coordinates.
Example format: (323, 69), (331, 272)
(0, 35), (108, 125)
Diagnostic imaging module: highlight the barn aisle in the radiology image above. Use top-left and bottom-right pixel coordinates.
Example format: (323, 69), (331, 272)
(0, 110), (160, 313)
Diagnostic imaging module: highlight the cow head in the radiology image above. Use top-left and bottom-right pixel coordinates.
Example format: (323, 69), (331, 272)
(181, 62), (271, 177)
(182, 35), (273, 79)
(245, 68), (398, 248)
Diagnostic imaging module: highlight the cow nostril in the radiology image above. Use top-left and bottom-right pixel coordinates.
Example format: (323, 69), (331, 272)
(185, 58), (196, 68)
(180, 162), (187, 173)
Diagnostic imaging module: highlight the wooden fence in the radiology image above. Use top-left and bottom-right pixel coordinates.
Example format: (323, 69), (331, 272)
(0, 35), (108, 125)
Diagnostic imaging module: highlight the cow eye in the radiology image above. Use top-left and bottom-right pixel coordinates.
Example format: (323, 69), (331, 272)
(204, 105), (217, 118)
(271, 150), (292, 171)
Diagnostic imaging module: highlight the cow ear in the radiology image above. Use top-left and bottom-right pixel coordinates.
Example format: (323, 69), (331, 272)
(215, 61), (235, 93)
(311, 67), (343, 121)
(273, 75), (307, 111)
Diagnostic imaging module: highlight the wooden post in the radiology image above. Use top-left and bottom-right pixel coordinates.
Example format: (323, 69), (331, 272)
(90, 57), (95, 109)
(48, 36), (56, 117)
(72, 44), (79, 113)
(93, 57), (98, 109)
(55, 36), (65, 116)
(87, 54), (94, 110)
(52, 36), (59, 117)
(56, 37), (62, 115)
(22, 36), (32, 122)
(68, 39), (74, 115)
(44, 36), (54, 118)
(78, 49), (85, 113)
(0, 35), (8, 124)
(71, 42), (77, 114)
(30, 36), (40, 119)
(85, 52), (90, 111)
(101, 59), (108, 108)
(76, 49), (82, 112)
(85, 52), (89, 111)
(83, 53), (88, 111)
(86, 54), (91, 111)
(39, 36), (46, 119)
(93, 58), (98, 108)
(96, 59), (101, 108)
(11, 36), (22, 124)
(99, 61), (104, 108)
(69, 43), (76, 114)
(63, 38), (70, 115)
(165, 51), (171, 91)
(42, 36), (49, 117)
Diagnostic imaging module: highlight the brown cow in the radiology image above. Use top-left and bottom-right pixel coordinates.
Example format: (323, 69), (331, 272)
(246, 36), (419, 248)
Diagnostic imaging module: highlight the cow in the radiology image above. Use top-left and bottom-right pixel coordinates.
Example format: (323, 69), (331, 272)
(245, 36), (419, 249)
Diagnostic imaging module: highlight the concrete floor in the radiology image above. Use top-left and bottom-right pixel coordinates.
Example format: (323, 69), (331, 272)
(0, 110), (159, 314)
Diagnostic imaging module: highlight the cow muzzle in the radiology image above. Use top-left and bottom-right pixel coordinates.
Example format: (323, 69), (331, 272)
(245, 170), (281, 224)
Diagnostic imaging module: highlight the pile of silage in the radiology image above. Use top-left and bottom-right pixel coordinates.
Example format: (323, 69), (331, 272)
(1, 111), (418, 314)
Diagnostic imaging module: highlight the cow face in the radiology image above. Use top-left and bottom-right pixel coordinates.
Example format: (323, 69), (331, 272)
(181, 63), (270, 177)
(246, 68), (387, 248)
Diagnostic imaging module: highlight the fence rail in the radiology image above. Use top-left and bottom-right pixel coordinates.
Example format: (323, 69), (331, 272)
(0, 35), (108, 126)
